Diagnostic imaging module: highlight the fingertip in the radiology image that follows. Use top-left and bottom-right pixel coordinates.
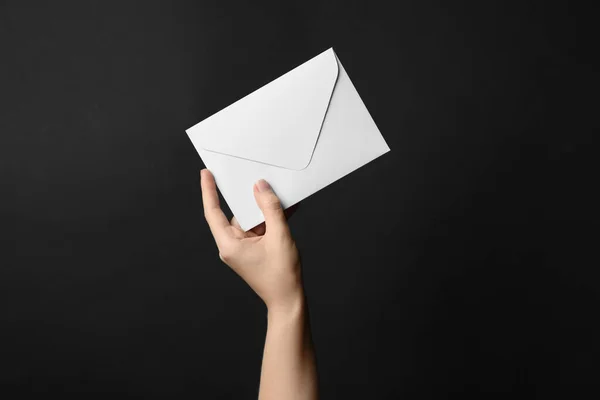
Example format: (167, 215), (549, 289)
(252, 183), (261, 206)
(256, 179), (271, 192)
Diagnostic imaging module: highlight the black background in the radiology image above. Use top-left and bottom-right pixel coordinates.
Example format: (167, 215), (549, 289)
(1, 1), (597, 399)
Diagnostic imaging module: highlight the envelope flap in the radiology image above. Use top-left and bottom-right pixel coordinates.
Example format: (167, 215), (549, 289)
(188, 48), (339, 171)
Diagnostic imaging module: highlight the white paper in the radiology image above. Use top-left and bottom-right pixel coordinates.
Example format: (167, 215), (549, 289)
(187, 48), (390, 231)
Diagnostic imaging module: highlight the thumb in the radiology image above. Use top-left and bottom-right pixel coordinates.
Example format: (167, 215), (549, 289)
(253, 179), (289, 236)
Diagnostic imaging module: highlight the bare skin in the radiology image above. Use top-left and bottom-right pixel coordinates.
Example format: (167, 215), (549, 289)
(200, 169), (319, 400)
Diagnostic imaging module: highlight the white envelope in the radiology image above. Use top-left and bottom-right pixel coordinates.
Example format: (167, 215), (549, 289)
(186, 48), (390, 231)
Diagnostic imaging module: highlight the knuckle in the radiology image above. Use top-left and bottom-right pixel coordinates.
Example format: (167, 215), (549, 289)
(218, 243), (238, 262)
(218, 250), (231, 263)
(218, 252), (228, 263)
(263, 196), (281, 211)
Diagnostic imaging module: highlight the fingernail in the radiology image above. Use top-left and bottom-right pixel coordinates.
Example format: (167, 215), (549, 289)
(256, 179), (271, 192)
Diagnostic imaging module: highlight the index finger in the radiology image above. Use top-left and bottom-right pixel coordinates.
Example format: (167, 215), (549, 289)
(200, 169), (231, 244)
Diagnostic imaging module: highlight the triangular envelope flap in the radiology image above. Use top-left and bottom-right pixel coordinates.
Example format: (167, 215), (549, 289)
(192, 48), (339, 171)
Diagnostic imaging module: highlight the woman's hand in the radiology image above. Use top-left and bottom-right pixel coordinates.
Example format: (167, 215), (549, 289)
(200, 169), (303, 312)
(201, 169), (318, 399)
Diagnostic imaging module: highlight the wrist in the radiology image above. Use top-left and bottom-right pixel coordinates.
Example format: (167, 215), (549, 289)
(267, 290), (306, 320)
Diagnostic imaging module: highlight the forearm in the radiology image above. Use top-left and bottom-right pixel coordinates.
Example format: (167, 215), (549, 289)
(258, 293), (318, 400)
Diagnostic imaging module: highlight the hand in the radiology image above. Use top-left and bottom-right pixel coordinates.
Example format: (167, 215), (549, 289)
(200, 169), (303, 312)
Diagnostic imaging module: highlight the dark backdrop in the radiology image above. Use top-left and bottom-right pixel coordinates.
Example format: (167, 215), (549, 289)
(1, 1), (596, 399)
